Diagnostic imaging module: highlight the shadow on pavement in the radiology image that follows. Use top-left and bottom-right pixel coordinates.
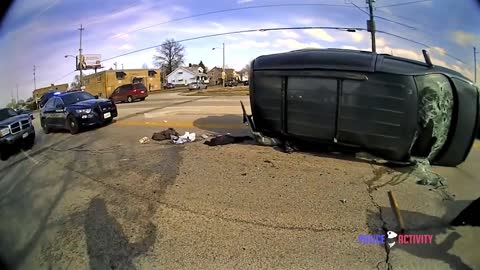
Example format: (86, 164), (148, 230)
(0, 125), (176, 269)
(85, 197), (157, 270)
(366, 200), (477, 270)
(193, 114), (248, 135)
(0, 155), (75, 269)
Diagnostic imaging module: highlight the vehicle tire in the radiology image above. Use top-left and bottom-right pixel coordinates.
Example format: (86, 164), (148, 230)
(66, 115), (80, 134)
(205, 86), (208, 89)
(127, 96), (133, 103)
(23, 133), (35, 150)
(41, 118), (50, 134)
(0, 151), (8, 161)
(140, 97), (146, 101)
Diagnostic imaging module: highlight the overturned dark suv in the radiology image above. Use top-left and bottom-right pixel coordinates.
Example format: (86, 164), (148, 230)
(245, 49), (479, 167)
(0, 108), (35, 160)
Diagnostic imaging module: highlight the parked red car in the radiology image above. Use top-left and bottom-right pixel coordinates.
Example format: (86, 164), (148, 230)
(110, 83), (148, 103)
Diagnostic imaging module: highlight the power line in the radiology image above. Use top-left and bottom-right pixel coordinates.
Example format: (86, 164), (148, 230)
(102, 26), (367, 62)
(374, 15), (416, 29)
(377, 30), (466, 64)
(351, 2), (416, 29)
(52, 70), (76, 84)
(115, 3), (354, 37)
(376, 0), (431, 9)
(350, 2), (369, 16)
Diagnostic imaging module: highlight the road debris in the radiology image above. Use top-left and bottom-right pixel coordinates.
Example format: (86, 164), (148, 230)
(201, 134), (210, 139)
(204, 135), (252, 146)
(139, 137), (149, 144)
(340, 199), (347, 204)
(412, 159), (447, 188)
(152, 128), (179, 141)
(172, 132), (196, 144)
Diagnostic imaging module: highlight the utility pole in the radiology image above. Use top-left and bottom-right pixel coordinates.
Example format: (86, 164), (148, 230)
(79, 24), (84, 86)
(16, 84), (19, 103)
(474, 47), (478, 83)
(33, 65), (37, 107)
(367, 0), (376, 53)
(222, 42), (225, 87)
(114, 62), (117, 70)
(122, 63), (124, 70)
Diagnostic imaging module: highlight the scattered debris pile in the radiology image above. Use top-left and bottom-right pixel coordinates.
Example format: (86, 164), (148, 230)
(172, 132), (196, 144)
(204, 135), (252, 146)
(152, 128), (179, 141)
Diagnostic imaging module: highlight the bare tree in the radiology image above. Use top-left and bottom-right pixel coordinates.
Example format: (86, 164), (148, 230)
(70, 74), (81, 89)
(239, 63), (251, 81)
(241, 63), (250, 73)
(152, 39), (185, 75)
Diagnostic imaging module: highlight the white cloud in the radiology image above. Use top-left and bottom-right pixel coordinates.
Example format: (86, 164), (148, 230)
(273, 39), (322, 50)
(282, 30), (300, 39)
(451, 31), (480, 46)
(341, 45), (360, 50)
(340, 45), (370, 51)
(118, 44), (133, 50)
(376, 37), (386, 47)
(431, 46), (447, 56)
(377, 45), (423, 61)
(237, 0), (254, 3)
(349, 32), (364, 43)
(304, 29), (335, 42)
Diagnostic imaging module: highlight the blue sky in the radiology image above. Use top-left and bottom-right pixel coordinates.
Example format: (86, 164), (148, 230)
(0, 0), (479, 105)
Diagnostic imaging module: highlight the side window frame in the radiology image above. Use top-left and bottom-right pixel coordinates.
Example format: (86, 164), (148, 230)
(44, 98), (56, 110)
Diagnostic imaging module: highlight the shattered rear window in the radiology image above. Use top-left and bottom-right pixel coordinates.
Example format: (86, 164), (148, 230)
(414, 74), (454, 160)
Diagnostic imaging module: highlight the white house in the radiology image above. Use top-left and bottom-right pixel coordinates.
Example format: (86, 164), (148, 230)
(166, 65), (209, 85)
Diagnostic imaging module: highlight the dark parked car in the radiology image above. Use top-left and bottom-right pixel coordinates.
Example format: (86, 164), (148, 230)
(188, 82), (207, 90)
(225, 80), (238, 87)
(244, 48), (479, 167)
(15, 108), (34, 119)
(243, 80), (249, 86)
(164, 83), (175, 89)
(0, 108), (35, 160)
(110, 83), (148, 103)
(40, 91), (117, 134)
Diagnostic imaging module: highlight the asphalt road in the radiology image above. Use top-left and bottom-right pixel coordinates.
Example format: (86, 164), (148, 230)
(0, 91), (479, 270)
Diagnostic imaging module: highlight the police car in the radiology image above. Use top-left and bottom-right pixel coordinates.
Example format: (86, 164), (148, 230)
(40, 90), (118, 134)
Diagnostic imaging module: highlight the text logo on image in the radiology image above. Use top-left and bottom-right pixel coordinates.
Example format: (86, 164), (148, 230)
(358, 231), (433, 248)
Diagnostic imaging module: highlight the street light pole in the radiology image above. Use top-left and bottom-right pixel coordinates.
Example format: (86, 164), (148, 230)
(474, 47), (478, 83)
(79, 24), (84, 86)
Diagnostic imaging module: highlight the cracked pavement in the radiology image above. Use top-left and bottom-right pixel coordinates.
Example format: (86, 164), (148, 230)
(0, 92), (479, 269)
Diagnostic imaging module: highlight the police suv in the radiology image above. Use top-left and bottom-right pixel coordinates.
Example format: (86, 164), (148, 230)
(40, 90), (118, 134)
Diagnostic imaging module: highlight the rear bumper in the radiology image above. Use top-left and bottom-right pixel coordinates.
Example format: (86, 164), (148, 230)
(0, 126), (35, 145)
(134, 93), (148, 99)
